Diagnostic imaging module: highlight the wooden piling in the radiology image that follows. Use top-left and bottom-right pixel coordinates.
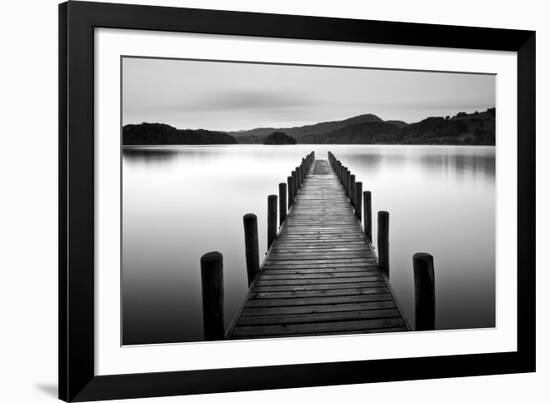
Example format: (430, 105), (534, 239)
(292, 170), (298, 196)
(347, 170), (352, 197)
(344, 168), (349, 193)
(355, 182), (362, 220)
(413, 253), (436, 331)
(378, 211), (390, 278)
(364, 191), (372, 242)
(350, 174), (356, 207)
(200, 251), (224, 340)
(287, 176), (295, 208)
(267, 195), (278, 248)
(243, 214), (260, 286)
(279, 183), (287, 226)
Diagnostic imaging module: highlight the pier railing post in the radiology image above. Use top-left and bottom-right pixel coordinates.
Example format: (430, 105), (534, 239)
(413, 253), (436, 331)
(287, 176), (295, 208)
(279, 183), (287, 226)
(200, 251), (224, 340)
(292, 170), (298, 196)
(378, 211), (390, 278)
(350, 174), (356, 207)
(243, 214), (260, 286)
(344, 168), (349, 193)
(364, 191), (372, 241)
(267, 195), (278, 248)
(355, 182), (362, 220)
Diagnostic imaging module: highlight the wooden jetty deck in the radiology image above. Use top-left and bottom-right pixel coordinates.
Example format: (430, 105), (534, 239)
(226, 158), (410, 339)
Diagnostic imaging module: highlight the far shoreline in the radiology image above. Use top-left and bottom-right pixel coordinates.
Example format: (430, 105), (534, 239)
(122, 143), (496, 148)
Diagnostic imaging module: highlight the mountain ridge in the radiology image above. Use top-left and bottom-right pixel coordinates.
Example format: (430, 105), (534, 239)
(228, 108), (495, 145)
(122, 108), (495, 145)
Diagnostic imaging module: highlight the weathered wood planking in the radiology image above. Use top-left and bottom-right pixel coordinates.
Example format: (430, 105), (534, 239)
(226, 159), (410, 339)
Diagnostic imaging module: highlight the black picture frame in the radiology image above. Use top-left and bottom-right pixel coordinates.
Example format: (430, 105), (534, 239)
(59, 1), (536, 401)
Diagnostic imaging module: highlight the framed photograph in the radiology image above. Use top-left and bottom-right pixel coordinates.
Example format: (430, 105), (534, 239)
(59, 1), (535, 401)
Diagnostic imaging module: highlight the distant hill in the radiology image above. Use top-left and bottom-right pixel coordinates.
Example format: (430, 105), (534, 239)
(385, 120), (408, 129)
(300, 121), (401, 144)
(124, 109), (495, 146)
(228, 114), (383, 144)
(229, 109), (495, 145)
(398, 108), (495, 145)
(263, 131), (297, 145)
(123, 123), (237, 145)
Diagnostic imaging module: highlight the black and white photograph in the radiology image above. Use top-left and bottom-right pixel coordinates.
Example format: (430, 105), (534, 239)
(121, 57), (496, 345)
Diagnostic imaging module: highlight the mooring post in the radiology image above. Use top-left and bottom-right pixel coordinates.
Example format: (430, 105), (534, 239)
(200, 251), (224, 340)
(413, 253), (436, 331)
(364, 191), (372, 241)
(243, 214), (260, 286)
(279, 182), (287, 226)
(344, 168), (349, 193)
(292, 170), (298, 196)
(378, 211), (390, 278)
(350, 174), (356, 206)
(267, 195), (278, 248)
(355, 182), (362, 220)
(287, 176), (295, 208)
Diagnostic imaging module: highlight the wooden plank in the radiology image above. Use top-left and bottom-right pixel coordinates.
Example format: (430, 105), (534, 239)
(249, 286), (389, 299)
(264, 261), (377, 269)
(232, 317), (405, 337)
(258, 272), (382, 280)
(237, 308), (401, 326)
(255, 277), (385, 286)
(244, 293), (395, 308)
(264, 257), (375, 263)
(261, 267), (380, 274)
(241, 300), (397, 316)
(231, 326), (408, 339)
(253, 282), (387, 292)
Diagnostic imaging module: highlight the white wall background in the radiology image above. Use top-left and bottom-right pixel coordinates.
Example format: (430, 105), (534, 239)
(0, 0), (547, 402)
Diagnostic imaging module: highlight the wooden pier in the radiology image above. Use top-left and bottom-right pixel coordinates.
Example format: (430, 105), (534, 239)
(225, 154), (411, 339)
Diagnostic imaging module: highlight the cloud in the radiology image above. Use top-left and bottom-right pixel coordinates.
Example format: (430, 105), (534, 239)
(158, 90), (313, 112)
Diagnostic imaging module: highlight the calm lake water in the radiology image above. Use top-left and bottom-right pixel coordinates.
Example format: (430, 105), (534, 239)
(122, 145), (495, 345)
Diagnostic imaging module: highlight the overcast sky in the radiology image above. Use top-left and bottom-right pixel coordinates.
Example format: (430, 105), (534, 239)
(122, 57), (495, 131)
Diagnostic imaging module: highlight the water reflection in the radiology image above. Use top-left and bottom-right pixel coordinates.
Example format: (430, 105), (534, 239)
(122, 145), (495, 345)
(123, 147), (179, 164)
